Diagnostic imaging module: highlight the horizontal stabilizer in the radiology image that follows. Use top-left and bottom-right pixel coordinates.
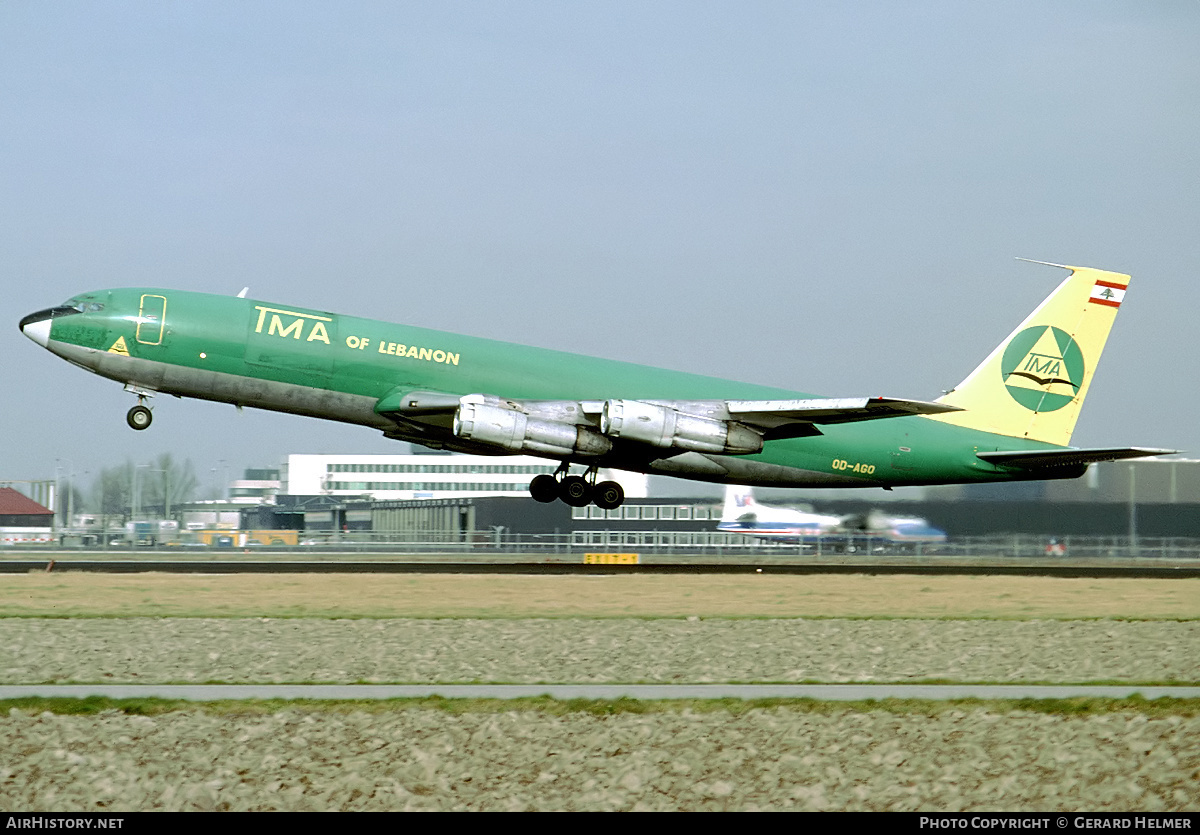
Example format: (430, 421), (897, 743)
(977, 447), (1178, 470)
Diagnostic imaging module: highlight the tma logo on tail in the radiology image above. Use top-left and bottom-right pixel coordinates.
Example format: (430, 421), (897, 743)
(1000, 325), (1084, 412)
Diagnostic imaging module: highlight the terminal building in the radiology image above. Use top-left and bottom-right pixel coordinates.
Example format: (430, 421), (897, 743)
(281, 453), (648, 501)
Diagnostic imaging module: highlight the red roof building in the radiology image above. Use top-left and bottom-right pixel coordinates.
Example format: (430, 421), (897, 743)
(0, 487), (54, 527)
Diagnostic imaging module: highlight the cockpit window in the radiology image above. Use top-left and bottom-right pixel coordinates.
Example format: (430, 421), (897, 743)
(59, 298), (103, 313)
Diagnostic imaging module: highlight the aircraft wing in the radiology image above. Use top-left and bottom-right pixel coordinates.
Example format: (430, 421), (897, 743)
(977, 447), (1178, 470)
(374, 389), (965, 455)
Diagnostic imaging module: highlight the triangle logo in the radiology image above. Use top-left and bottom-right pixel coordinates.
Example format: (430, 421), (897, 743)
(107, 336), (130, 356)
(999, 325), (1085, 413)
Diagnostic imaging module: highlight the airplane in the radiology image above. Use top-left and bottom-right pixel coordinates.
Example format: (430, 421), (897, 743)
(717, 485), (947, 546)
(19, 261), (1174, 510)
(717, 485), (843, 539)
(839, 510), (948, 545)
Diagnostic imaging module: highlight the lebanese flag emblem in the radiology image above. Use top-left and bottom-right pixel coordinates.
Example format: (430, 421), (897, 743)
(1089, 280), (1126, 308)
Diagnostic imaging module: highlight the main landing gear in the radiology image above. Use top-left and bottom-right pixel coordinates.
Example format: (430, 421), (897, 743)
(529, 464), (625, 509)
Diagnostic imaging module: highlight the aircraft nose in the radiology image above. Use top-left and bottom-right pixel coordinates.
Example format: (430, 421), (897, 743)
(19, 306), (79, 348)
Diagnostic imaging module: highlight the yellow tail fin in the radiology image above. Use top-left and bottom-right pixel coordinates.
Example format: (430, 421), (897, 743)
(930, 262), (1129, 446)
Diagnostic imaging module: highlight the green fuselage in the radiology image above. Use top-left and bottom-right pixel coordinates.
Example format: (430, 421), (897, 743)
(22, 287), (1067, 489)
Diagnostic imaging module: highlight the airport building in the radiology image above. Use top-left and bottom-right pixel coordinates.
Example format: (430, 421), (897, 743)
(244, 457), (1200, 545)
(905, 458), (1200, 538)
(281, 453), (649, 501)
(928, 457), (1200, 505)
(228, 468), (282, 501)
(0, 487), (54, 544)
(5, 454), (1196, 546)
(273, 495), (726, 547)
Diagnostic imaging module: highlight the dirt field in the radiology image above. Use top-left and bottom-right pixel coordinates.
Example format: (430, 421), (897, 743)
(2, 570), (1197, 810)
(4, 617), (1197, 684)
(2, 571), (1197, 619)
(4, 707), (1197, 811)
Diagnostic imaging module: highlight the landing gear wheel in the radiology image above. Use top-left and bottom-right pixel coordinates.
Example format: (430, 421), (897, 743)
(559, 475), (593, 507)
(126, 405), (153, 431)
(529, 474), (559, 503)
(593, 480), (625, 510)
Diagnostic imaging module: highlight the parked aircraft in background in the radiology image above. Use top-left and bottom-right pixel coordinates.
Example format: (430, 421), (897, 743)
(837, 510), (948, 546)
(717, 485), (842, 538)
(19, 261), (1172, 509)
(717, 485), (947, 546)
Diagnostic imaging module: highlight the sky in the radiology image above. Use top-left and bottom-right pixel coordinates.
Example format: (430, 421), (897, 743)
(2, 1), (1198, 498)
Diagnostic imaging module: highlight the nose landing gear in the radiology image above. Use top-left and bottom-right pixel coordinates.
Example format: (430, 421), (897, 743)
(126, 403), (152, 430)
(529, 464), (625, 509)
(123, 384), (158, 431)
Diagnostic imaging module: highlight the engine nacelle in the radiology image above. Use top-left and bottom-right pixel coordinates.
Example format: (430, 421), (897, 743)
(600, 399), (763, 455)
(454, 402), (612, 457)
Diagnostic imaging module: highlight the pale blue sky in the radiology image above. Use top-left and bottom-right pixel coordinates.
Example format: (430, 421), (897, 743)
(3, 2), (1197, 494)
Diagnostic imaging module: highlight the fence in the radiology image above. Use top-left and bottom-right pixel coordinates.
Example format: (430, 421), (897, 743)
(8, 531), (1200, 561)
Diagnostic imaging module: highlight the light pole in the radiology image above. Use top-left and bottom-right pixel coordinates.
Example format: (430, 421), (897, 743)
(52, 467), (60, 538)
(133, 463), (145, 530)
(212, 459), (230, 501)
(55, 458), (75, 539)
(1128, 462), (1138, 556)
(135, 464), (171, 545)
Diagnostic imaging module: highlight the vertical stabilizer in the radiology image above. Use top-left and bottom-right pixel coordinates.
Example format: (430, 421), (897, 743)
(930, 262), (1129, 446)
(721, 484), (756, 523)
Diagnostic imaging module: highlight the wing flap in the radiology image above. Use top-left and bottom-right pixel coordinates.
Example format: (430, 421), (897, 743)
(977, 447), (1178, 469)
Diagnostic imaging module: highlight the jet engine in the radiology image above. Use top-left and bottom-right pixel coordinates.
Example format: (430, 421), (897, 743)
(454, 401), (612, 457)
(600, 399), (763, 455)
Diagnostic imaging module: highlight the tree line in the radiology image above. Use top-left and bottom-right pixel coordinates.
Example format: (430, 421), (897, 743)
(65, 454), (204, 523)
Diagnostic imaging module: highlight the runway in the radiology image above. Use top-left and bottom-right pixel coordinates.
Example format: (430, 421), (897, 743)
(3, 684), (1198, 701)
